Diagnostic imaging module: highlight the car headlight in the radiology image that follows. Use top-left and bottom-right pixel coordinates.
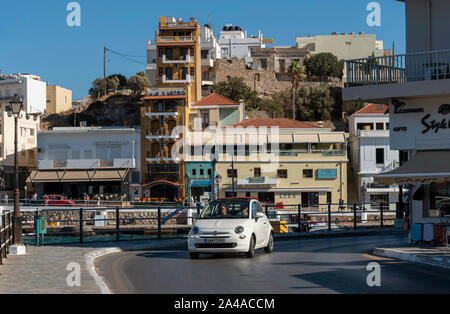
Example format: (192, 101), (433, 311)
(192, 226), (199, 235)
(235, 226), (244, 234)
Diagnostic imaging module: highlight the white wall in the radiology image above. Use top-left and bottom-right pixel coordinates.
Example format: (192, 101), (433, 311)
(0, 76), (46, 114)
(37, 127), (141, 172)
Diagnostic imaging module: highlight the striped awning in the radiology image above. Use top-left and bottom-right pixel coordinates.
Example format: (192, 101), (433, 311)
(27, 169), (129, 183)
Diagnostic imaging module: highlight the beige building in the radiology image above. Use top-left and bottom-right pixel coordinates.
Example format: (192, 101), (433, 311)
(296, 33), (389, 60)
(46, 85), (72, 114)
(188, 118), (348, 208)
(252, 47), (310, 73)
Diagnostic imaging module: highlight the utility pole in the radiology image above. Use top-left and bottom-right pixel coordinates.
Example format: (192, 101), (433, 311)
(231, 153), (235, 196)
(104, 46), (107, 97)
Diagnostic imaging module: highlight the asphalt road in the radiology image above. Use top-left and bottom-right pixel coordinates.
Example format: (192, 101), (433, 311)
(95, 234), (450, 294)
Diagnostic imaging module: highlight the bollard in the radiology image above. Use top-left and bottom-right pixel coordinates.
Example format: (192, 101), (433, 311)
(380, 202), (384, 228)
(297, 204), (302, 232)
(116, 207), (120, 242)
(328, 203), (331, 232)
(157, 207), (161, 239)
(353, 203), (357, 230)
(79, 208), (84, 243)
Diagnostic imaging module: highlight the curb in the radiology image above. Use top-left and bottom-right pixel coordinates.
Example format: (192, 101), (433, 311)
(84, 239), (187, 294)
(373, 248), (450, 270)
(275, 228), (406, 241)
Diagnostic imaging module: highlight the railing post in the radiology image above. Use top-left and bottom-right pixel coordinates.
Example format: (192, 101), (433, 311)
(0, 213), (4, 265)
(297, 204), (302, 232)
(7, 212), (11, 254)
(116, 207), (120, 242)
(265, 204), (269, 217)
(380, 202), (384, 228)
(353, 203), (357, 230)
(79, 208), (83, 243)
(157, 207), (161, 239)
(328, 203), (332, 232)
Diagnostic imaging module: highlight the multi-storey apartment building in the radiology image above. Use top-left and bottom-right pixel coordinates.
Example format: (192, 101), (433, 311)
(0, 74), (46, 114)
(141, 16), (202, 201)
(28, 126), (140, 199)
(0, 103), (40, 199)
(187, 118), (347, 207)
(343, 0), (450, 234)
(348, 103), (399, 210)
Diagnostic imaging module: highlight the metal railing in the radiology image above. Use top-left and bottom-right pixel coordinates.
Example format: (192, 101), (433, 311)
(346, 49), (450, 86)
(16, 201), (403, 246)
(0, 210), (13, 265)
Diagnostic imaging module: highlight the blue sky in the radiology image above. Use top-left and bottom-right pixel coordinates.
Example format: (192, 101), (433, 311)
(0, 0), (405, 99)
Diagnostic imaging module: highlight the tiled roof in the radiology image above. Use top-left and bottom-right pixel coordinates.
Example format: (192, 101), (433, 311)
(192, 93), (238, 107)
(226, 118), (320, 129)
(353, 103), (389, 115)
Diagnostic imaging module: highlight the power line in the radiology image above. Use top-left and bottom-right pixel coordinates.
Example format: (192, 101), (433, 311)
(106, 47), (147, 65)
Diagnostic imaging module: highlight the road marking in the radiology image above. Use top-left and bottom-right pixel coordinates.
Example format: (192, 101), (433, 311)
(361, 253), (392, 261)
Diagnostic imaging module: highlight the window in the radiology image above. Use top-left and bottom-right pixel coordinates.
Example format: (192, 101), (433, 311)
(376, 148), (384, 164)
(201, 50), (208, 59)
(190, 67), (194, 77)
(182, 67), (187, 80)
(357, 123), (373, 130)
(246, 192), (251, 197)
(277, 169), (287, 178)
(227, 169), (237, 178)
(303, 169), (313, 178)
(426, 182), (450, 217)
(200, 110), (209, 129)
(200, 169), (204, 176)
(399, 150), (408, 166)
(192, 169), (197, 176)
(254, 168), (261, 177)
(260, 58), (267, 70)
(207, 169), (212, 176)
(84, 150), (93, 159)
(165, 68), (172, 80)
(158, 48), (163, 57)
(225, 191), (237, 197)
(110, 145), (122, 159)
(376, 123), (384, 130)
(72, 150), (80, 160)
(345, 42), (352, 46)
(30, 128), (35, 136)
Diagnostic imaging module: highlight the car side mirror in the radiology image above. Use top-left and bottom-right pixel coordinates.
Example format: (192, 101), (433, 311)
(255, 212), (264, 220)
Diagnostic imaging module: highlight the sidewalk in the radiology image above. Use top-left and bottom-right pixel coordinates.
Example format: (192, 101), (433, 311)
(0, 239), (186, 294)
(374, 246), (450, 270)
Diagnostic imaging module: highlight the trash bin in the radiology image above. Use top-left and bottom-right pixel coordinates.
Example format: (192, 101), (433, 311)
(410, 223), (423, 243)
(433, 223), (448, 247)
(34, 214), (47, 246)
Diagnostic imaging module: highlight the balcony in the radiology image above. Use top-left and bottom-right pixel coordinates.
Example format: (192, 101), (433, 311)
(145, 112), (178, 118)
(162, 74), (192, 84)
(157, 36), (195, 44)
(357, 130), (389, 138)
(344, 50), (450, 102)
(162, 55), (191, 64)
(38, 158), (136, 169)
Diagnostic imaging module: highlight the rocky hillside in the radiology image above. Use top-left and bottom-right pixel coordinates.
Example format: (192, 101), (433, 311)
(41, 94), (142, 130)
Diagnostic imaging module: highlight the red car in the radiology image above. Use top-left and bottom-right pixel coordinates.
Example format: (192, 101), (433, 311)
(46, 195), (75, 207)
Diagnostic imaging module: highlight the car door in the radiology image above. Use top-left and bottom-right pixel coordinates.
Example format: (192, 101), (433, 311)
(251, 201), (266, 247)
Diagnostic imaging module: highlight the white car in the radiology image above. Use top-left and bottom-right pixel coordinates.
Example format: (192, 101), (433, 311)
(187, 198), (274, 259)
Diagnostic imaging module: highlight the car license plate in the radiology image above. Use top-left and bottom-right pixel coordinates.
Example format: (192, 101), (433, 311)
(204, 238), (225, 244)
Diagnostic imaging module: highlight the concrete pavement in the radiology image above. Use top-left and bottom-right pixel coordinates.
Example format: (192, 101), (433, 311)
(374, 246), (450, 270)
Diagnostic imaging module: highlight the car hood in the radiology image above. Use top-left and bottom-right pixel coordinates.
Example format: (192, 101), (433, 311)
(194, 219), (250, 230)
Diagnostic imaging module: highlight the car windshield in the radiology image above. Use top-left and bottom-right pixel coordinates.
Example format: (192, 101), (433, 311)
(199, 200), (250, 219)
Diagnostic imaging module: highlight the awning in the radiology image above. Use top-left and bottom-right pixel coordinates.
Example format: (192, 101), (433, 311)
(294, 134), (320, 143)
(27, 169), (129, 183)
(375, 150), (450, 185)
(190, 179), (211, 187)
(319, 133), (346, 143)
(268, 133), (293, 143)
(142, 180), (183, 189)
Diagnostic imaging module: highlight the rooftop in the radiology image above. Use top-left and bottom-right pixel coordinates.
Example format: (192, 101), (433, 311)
(226, 118), (321, 129)
(192, 93), (238, 107)
(353, 103), (388, 115)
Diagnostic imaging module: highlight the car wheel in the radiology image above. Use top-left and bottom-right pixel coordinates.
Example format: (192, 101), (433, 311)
(190, 252), (199, 259)
(264, 232), (274, 254)
(246, 235), (255, 258)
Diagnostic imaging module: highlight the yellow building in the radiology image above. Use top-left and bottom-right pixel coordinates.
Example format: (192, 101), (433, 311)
(46, 85), (72, 114)
(213, 118), (348, 209)
(140, 16), (202, 200)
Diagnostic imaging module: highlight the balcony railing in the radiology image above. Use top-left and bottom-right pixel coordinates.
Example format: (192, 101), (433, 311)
(38, 158), (136, 169)
(346, 50), (450, 87)
(157, 36), (195, 43)
(162, 55), (191, 63)
(162, 74), (192, 84)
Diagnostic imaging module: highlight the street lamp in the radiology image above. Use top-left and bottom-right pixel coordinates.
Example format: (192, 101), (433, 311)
(9, 94), (24, 250)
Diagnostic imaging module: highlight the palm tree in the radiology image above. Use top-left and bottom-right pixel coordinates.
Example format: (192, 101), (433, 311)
(288, 61), (306, 120)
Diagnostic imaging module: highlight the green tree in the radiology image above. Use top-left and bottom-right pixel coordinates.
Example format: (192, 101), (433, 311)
(127, 71), (150, 96)
(297, 84), (335, 121)
(304, 53), (344, 79)
(287, 61), (306, 120)
(343, 101), (365, 117)
(211, 77), (253, 104)
(108, 74), (127, 89)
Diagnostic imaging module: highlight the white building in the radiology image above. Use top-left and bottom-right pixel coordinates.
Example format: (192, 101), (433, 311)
(0, 103), (40, 199)
(28, 126), (141, 200)
(0, 74), (47, 114)
(348, 103), (399, 210)
(200, 24), (221, 93)
(145, 40), (157, 86)
(218, 24), (266, 66)
(343, 0), (450, 239)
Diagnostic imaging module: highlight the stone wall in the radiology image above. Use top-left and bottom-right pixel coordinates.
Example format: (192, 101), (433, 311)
(211, 59), (342, 98)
